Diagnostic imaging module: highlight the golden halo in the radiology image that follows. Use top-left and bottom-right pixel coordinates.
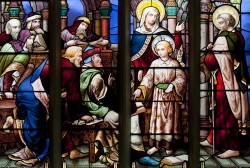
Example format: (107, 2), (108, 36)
(212, 5), (239, 29)
(136, 0), (165, 22)
(151, 35), (175, 56)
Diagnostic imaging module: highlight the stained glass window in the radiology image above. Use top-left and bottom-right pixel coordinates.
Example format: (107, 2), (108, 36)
(60, 0), (119, 167)
(1, 0), (250, 168)
(0, 1), (49, 167)
(130, 0), (189, 167)
(200, 0), (250, 167)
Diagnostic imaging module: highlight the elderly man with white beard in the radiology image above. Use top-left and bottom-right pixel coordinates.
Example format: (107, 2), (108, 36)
(0, 19), (21, 47)
(61, 16), (109, 48)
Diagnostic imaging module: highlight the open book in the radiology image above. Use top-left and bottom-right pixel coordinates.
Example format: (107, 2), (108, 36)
(160, 154), (188, 166)
(72, 117), (103, 126)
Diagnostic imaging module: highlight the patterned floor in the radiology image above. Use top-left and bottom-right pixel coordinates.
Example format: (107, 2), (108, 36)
(1, 145), (250, 167)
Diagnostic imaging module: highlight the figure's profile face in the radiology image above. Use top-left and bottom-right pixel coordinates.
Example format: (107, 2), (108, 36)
(145, 11), (158, 26)
(217, 18), (228, 31)
(92, 54), (103, 67)
(31, 19), (41, 30)
(155, 44), (168, 58)
(78, 22), (88, 31)
(74, 49), (83, 67)
(26, 35), (35, 51)
(10, 22), (21, 39)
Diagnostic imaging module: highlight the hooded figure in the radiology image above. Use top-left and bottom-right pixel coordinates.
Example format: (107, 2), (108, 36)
(61, 17), (109, 48)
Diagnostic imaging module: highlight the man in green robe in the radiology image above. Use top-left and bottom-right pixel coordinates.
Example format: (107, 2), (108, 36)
(80, 46), (119, 166)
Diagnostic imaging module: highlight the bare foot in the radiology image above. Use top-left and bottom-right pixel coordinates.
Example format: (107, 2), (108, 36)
(69, 148), (89, 159)
(218, 150), (239, 158)
(166, 150), (173, 155)
(200, 140), (212, 148)
(61, 152), (68, 158)
(147, 147), (159, 155)
(3, 116), (14, 133)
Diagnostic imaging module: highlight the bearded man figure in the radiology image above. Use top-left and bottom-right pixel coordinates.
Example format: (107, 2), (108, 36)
(201, 5), (250, 159)
(0, 19), (21, 47)
(0, 30), (35, 99)
(61, 16), (109, 48)
(20, 12), (48, 51)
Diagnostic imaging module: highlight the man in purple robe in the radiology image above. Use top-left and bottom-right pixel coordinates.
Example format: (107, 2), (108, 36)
(61, 16), (109, 48)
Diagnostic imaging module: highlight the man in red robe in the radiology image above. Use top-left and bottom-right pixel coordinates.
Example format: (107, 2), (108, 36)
(39, 46), (90, 159)
(201, 12), (249, 158)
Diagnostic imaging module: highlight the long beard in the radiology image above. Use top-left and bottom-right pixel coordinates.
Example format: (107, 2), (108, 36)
(11, 32), (19, 40)
(76, 28), (87, 40)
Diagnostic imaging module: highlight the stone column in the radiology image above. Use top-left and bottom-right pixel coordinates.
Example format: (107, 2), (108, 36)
(0, 2), (5, 32)
(209, 3), (216, 43)
(18, 1), (25, 26)
(41, 9), (49, 32)
(8, 1), (21, 20)
(86, 12), (94, 33)
(166, 0), (179, 34)
(94, 11), (101, 36)
(161, 15), (168, 30)
(2, 2), (10, 23)
(61, 0), (68, 30)
(99, 0), (111, 39)
(200, 0), (212, 141)
(180, 0), (188, 64)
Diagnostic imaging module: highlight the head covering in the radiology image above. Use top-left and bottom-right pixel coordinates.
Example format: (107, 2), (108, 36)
(25, 12), (41, 29)
(139, 7), (160, 34)
(67, 17), (90, 35)
(75, 16), (90, 24)
(82, 46), (101, 64)
(136, 0), (165, 22)
(9, 30), (32, 52)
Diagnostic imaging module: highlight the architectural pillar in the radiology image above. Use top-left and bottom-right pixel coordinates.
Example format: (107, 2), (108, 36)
(99, 0), (111, 39)
(41, 9), (49, 32)
(166, 0), (179, 34)
(2, 1), (25, 26)
(61, 0), (68, 30)
(180, 0), (188, 64)
(0, 2), (5, 32)
(2, 2), (10, 23)
(209, 3), (216, 43)
(18, 1), (25, 26)
(200, 0), (212, 141)
(86, 12), (93, 33)
(161, 16), (168, 30)
(94, 11), (101, 36)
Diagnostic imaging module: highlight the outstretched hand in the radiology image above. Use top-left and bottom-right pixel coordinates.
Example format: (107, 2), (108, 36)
(133, 89), (141, 100)
(108, 73), (115, 87)
(207, 43), (213, 50)
(31, 77), (49, 108)
(176, 22), (185, 32)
